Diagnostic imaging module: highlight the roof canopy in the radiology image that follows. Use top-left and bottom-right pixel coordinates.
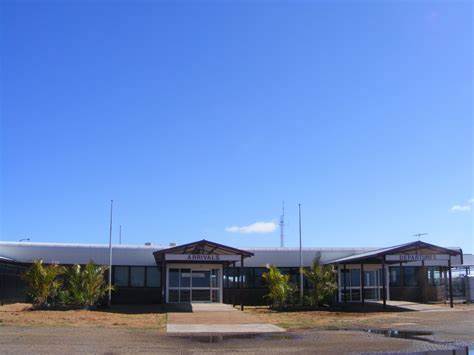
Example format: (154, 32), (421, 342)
(327, 240), (462, 265)
(153, 239), (254, 264)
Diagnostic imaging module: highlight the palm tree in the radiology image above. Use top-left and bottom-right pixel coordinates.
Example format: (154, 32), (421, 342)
(22, 260), (64, 308)
(63, 261), (111, 308)
(262, 265), (292, 309)
(304, 255), (337, 307)
(62, 264), (87, 307)
(81, 262), (111, 307)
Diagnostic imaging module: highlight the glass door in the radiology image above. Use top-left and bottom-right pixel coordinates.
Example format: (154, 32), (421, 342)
(363, 269), (382, 300)
(191, 270), (211, 302)
(167, 266), (222, 303)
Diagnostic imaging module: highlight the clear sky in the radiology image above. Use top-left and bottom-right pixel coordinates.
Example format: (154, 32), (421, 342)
(1, 1), (472, 252)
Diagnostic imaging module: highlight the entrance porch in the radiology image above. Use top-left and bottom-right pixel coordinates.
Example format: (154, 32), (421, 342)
(153, 239), (253, 307)
(328, 241), (463, 307)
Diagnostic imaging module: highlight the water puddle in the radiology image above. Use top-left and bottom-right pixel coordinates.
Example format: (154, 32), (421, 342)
(381, 346), (473, 355)
(169, 329), (473, 355)
(366, 328), (433, 340)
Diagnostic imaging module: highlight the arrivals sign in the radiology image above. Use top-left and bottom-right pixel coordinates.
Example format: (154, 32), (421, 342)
(164, 253), (241, 262)
(385, 254), (450, 262)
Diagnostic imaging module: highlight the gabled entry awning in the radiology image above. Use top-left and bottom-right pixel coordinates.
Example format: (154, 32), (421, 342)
(328, 240), (463, 309)
(153, 239), (253, 264)
(327, 240), (462, 265)
(153, 240), (253, 307)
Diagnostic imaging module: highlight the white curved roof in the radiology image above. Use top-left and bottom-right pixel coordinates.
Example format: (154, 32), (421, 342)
(0, 241), (372, 267)
(0, 241), (464, 268)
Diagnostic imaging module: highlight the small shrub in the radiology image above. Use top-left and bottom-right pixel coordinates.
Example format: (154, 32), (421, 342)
(304, 255), (337, 307)
(23, 260), (111, 309)
(62, 262), (111, 308)
(22, 260), (64, 309)
(262, 265), (293, 309)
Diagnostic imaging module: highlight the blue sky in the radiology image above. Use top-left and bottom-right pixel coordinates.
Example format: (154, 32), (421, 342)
(1, 1), (472, 252)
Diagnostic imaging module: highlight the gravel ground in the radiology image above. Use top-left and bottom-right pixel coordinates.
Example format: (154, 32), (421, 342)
(0, 304), (472, 354)
(0, 326), (454, 354)
(0, 324), (472, 354)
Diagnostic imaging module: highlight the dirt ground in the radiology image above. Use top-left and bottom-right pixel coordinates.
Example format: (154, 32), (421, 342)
(245, 303), (474, 343)
(0, 303), (166, 330)
(0, 303), (473, 354)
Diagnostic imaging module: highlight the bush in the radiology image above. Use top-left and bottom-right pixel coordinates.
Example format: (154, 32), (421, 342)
(23, 260), (111, 309)
(304, 255), (337, 307)
(262, 265), (293, 309)
(22, 260), (64, 309)
(65, 262), (111, 308)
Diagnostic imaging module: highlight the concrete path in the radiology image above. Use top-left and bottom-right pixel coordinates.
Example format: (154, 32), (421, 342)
(166, 303), (285, 334)
(371, 300), (454, 312)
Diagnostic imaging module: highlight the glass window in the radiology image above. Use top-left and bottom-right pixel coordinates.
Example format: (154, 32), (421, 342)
(114, 266), (129, 287)
(364, 271), (377, 287)
(403, 267), (418, 287)
(427, 267), (441, 286)
(223, 268), (239, 288)
(130, 266), (145, 287)
(180, 289), (190, 302)
(364, 288), (378, 300)
(146, 267), (160, 287)
(169, 289), (179, 302)
(350, 269), (360, 287)
(192, 289), (210, 302)
(351, 289), (361, 301)
(389, 267), (400, 287)
(341, 269), (349, 287)
(211, 269), (220, 288)
(180, 269), (191, 287)
(169, 268), (179, 287)
(192, 270), (210, 288)
(254, 268), (267, 288)
(211, 289), (220, 303)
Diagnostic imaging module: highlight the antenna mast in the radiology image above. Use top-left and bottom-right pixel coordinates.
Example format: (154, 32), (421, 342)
(279, 201), (285, 247)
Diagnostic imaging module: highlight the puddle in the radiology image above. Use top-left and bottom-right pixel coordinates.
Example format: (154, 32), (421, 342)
(171, 333), (301, 344)
(170, 329), (473, 355)
(366, 328), (433, 339)
(362, 329), (474, 355)
(380, 346), (473, 355)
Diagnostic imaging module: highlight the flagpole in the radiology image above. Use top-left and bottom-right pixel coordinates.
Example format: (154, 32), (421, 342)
(299, 203), (303, 304)
(108, 200), (113, 307)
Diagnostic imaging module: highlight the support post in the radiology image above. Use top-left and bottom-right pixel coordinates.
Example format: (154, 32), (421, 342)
(240, 255), (244, 311)
(361, 264), (365, 306)
(161, 261), (166, 304)
(448, 257), (453, 308)
(343, 264), (347, 303)
(382, 259), (386, 308)
(400, 261), (404, 287)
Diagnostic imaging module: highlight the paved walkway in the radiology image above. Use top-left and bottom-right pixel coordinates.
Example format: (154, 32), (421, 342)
(166, 303), (285, 334)
(371, 300), (454, 312)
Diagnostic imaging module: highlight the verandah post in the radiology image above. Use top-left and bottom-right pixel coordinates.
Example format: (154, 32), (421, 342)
(448, 257), (454, 308)
(240, 255), (244, 311)
(361, 263), (365, 306)
(343, 264), (347, 304)
(382, 258), (386, 308)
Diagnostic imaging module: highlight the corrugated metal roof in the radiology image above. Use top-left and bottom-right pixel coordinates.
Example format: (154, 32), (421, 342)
(327, 241), (463, 264)
(0, 256), (16, 263)
(0, 241), (373, 267)
(0, 241), (466, 268)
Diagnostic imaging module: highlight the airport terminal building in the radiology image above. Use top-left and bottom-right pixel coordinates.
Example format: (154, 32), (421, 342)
(0, 239), (466, 306)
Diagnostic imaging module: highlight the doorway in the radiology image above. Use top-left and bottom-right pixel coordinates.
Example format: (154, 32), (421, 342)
(167, 264), (222, 303)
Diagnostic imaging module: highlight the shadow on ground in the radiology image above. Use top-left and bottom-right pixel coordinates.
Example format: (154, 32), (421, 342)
(97, 304), (168, 314)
